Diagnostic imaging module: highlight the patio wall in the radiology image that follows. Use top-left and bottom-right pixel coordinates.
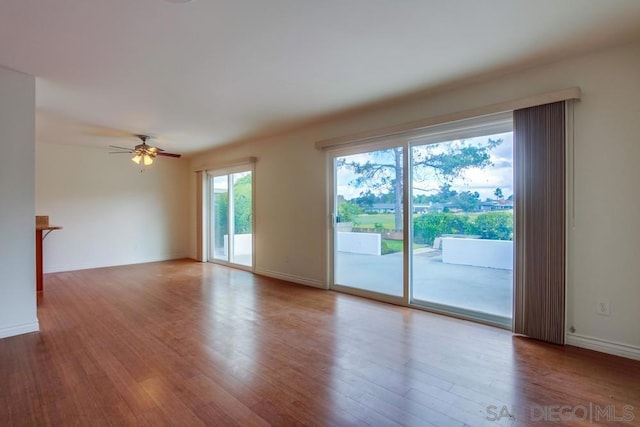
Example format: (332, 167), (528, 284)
(223, 233), (253, 256)
(337, 231), (381, 256)
(442, 237), (513, 270)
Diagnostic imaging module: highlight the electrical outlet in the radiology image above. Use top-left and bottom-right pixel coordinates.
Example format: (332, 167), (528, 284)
(596, 298), (610, 316)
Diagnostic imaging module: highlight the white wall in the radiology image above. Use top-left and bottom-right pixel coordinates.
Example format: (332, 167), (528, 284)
(35, 144), (190, 272)
(223, 233), (253, 257)
(337, 232), (381, 256)
(191, 39), (640, 358)
(442, 238), (513, 270)
(0, 67), (38, 338)
(191, 133), (328, 288)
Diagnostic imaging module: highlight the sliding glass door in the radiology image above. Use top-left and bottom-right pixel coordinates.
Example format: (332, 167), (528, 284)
(209, 167), (253, 268)
(409, 131), (513, 326)
(330, 113), (514, 326)
(333, 147), (404, 298)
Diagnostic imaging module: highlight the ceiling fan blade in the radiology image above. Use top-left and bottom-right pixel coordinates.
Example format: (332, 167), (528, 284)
(157, 152), (182, 158)
(147, 146), (164, 153)
(109, 145), (134, 151)
(109, 151), (133, 154)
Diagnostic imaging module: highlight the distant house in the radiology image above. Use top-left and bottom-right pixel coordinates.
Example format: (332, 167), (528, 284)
(413, 203), (441, 213)
(367, 203), (395, 214)
(479, 200), (514, 212)
(366, 202), (449, 214)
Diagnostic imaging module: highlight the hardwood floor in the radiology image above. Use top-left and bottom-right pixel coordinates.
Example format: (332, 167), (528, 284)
(1, 259), (638, 426)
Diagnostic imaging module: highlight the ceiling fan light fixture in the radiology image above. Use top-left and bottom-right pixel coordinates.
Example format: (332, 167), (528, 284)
(110, 134), (181, 166)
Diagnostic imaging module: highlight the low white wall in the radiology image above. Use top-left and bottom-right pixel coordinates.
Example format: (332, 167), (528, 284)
(442, 237), (513, 270)
(223, 233), (253, 256)
(337, 231), (381, 256)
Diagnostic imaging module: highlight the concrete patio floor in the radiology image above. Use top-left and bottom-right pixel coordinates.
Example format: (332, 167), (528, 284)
(335, 248), (513, 318)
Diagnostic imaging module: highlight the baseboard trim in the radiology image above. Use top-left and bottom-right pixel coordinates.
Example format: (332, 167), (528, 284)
(44, 255), (191, 273)
(254, 268), (327, 289)
(566, 333), (640, 361)
(0, 321), (39, 339)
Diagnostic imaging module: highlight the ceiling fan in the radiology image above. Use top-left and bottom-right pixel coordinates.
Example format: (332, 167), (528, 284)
(109, 135), (181, 166)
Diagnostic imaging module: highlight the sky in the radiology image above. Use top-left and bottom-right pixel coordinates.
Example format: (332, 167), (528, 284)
(447, 131), (513, 200)
(336, 131), (513, 201)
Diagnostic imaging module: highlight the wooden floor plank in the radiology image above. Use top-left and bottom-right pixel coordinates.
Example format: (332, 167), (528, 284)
(1, 259), (638, 426)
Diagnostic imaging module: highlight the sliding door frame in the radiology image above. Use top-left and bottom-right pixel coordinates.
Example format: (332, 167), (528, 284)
(327, 112), (515, 329)
(407, 116), (514, 328)
(206, 163), (255, 272)
(328, 137), (410, 306)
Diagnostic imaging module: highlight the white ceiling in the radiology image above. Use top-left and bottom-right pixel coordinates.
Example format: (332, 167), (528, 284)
(1, 0), (640, 155)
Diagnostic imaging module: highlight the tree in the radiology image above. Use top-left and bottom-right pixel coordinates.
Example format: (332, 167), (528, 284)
(339, 138), (501, 229)
(413, 212), (477, 245)
(213, 174), (252, 248)
(351, 191), (377, 209)
(338, 147), (403, 230)
(474, 212), (513, 240)
(494, 187), (504, 200)
(455, 191), (481, 212)
(413, 194), (430, 204)
(213, 192), (228, 247)
(413, 211), (513, 244)
(427, 183), (458, 203)
(425, 184), (480, 212)
(337, 201), (362, 223)
(233, 174), (252, 234)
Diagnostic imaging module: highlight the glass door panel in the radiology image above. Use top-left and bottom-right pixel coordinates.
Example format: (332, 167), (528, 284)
(333, 147), (404, 297)
(410, 132), (513, 324)
(211, 175), (228, 262)
(231, 171), (252, 267)
(209, 169), (253, 268)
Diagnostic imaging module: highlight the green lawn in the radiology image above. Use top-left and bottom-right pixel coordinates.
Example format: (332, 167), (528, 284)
(381, 239), (402, 254)
(353, 214), (398, 229)
(382, 239), (427, 254)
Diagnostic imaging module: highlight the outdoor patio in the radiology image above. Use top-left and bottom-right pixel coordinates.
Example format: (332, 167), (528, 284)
(335, 248), (513, 318)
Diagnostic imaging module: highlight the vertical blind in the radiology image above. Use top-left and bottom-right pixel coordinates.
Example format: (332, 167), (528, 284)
(513, 101), (566, 344)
